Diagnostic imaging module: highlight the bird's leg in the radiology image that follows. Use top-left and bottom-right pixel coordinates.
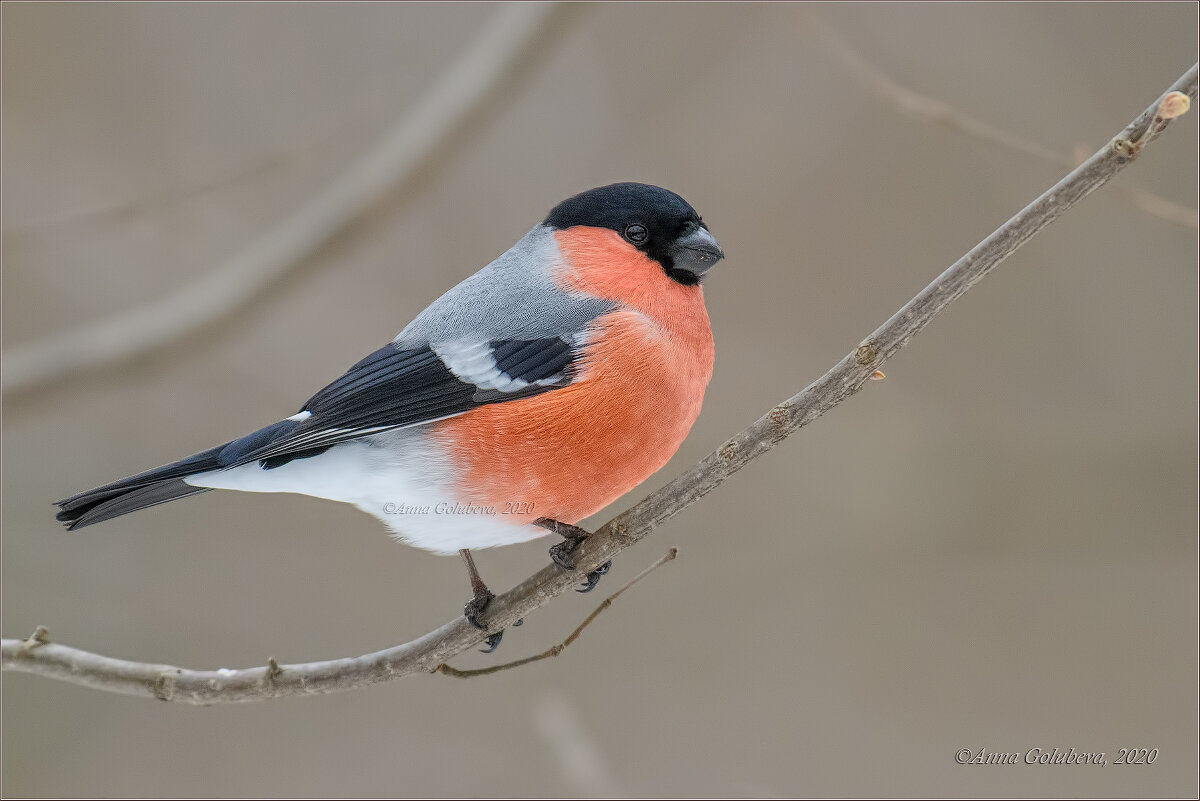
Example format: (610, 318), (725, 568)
(459, 549), (504, 653)
(535, 518), (613, 592)
(460, 548), (493, 624)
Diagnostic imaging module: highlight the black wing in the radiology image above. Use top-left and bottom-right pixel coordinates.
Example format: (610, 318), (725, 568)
(230, 337), (579, 468)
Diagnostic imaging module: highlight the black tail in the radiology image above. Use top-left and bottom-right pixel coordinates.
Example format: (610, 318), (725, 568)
(54, 444), (230, 530)
(55, 416), (322, 530)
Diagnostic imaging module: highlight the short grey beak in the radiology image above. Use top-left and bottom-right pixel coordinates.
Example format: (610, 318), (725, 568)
(671, 226), (724, 276)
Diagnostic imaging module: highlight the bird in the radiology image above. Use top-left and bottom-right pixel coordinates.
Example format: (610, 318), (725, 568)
(55, 182), (724, 650)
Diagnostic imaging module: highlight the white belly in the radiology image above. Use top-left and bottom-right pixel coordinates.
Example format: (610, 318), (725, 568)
(184, 429), (547, 554)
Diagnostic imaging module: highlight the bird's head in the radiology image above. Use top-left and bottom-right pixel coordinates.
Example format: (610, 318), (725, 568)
(544, 182), (723, 286)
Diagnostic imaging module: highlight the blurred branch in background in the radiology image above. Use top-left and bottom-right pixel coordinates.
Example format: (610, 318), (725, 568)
(1, 96), (392, 235)
(809, 14), (1199, 231)
(0, 1), (569, 399)
(532, 693), (626, 798)
(4, 63), (1194, 705)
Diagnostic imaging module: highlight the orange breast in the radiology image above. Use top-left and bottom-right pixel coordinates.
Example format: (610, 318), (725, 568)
(431, 226), (715, 527)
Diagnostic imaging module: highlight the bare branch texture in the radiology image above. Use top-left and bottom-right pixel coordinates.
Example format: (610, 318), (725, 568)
(3, 63), (1195, 705)
(0, 1), (567, 399)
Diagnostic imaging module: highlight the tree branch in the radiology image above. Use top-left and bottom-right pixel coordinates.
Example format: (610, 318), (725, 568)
(3, 63), (1194, 705)
(1, 1), (568, 399)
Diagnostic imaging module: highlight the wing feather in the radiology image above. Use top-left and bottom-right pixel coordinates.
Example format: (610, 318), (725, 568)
(233, 336), (582, 469)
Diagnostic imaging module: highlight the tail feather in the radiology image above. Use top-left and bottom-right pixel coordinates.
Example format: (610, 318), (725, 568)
(55, 442), (230, 530)
(58, 481), (213, 530)
(55, 415), (316, 530)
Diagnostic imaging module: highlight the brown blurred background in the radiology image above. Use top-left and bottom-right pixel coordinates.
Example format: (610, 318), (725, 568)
(2, 3), (1196, 797)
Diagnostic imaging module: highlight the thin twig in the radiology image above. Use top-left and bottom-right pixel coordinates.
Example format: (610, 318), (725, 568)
(811, 15), (1199, 230)
(1, 1), (569, 399)
(2, 63), (1194, 705)
(437, 548), (679, 679)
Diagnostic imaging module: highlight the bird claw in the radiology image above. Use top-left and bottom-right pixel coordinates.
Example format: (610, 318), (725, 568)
(480, 631), (504, 653)
(463, 589), (495, 630)
(576, 560), (612, 593)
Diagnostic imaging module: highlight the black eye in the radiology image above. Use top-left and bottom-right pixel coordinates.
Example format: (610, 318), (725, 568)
(624, 223), (648, 244)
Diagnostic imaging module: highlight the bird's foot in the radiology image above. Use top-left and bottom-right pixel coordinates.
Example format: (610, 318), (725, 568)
(535, 519), (611, 592)
(576, 560), (612, 593)
(462, 590), (522, 653)
(463, 588), (495, 630)
(548, 538), (582, 570)
(538, 518), (591, 570)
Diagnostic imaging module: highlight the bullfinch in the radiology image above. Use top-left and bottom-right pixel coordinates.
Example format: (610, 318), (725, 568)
(55, 182), (724, 648)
